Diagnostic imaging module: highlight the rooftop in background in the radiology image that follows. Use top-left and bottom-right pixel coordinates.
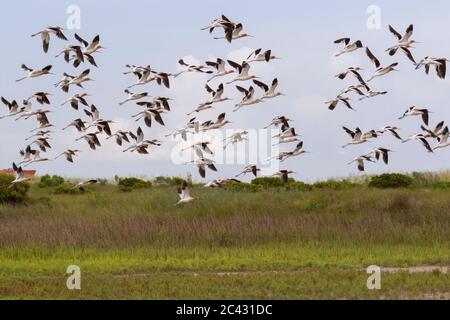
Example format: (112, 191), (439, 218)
(0, 169), (36, 177)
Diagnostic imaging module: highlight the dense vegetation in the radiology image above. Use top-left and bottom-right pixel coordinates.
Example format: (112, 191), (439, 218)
(0, 174), (29, 204)
(0, 171), (448, 299)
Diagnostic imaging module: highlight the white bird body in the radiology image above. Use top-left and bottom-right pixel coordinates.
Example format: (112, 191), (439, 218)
(31, 26), (68, 53)
(434, 127), (450, 150)
(177, 181), (196, 205)
(119, 89), (148, 106)
(107, 130), (131, 146)
(206, 58), (234, 82)
(234, 86), (263, 111)
(416, 57), (448, 80)
(75, 34), (104, 55)
(236, 165), (260, 178)
(342, 127), (377, 148)
(201, 15), (236, 33)
(348, 154), (375, 172)
(402, 134), (433, 153)
(386, 25), (417, 64)
(365, 48), (399, 82)
(0, 97), (21, 119)
(223, 131), (248, 148)
(9, 163), (30, 187)
(226, 60), (258, 84)
(55, 149), (81, 163)
(193, 83), (231, 114)
(325, 96), (353, 111)
(253, 78), (284, 99)
(399, 107), (430, 126)
(246, 49), (280, 63)
(76, 131), (102, 150)
(16, 65), (54, 82)
(202, 113), (232, 131)
(185, 158), (218, 178)
(73, 180), (98, 191)
(216, 23), (252, 42)
(61, 93), (90, 110)
(23, 149), (50, 167)
(377, 126), (402, 140)
(334, 38), (363, 57)
(265, 116), (292, 130)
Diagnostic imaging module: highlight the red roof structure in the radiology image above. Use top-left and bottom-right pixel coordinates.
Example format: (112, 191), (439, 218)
(0, 169), (36, 177)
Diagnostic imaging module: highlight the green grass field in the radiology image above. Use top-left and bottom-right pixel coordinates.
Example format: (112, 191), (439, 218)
(0, 178), (449, 299)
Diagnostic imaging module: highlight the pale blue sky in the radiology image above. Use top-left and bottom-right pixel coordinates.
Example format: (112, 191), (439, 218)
(0, 1), (449, 181)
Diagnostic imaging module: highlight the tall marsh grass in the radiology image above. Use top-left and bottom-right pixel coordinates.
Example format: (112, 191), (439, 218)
(0, 186), (448, 249)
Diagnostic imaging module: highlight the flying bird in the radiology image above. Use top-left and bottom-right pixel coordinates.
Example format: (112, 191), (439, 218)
(223, 131), (248, 149)
(76, 131), (102, 150)
(226, 60), (258, 84)
(106, 131), (131, 146)
(55, 149), (81, 163)
(421, 121), (445, 139)
(16, 65), (54, 82)
(377, 126), (402, 140)
(365, 48), (399, 82)
(387, 24), (417, 64)
(176, 59), (213, 77)
(253, 79), (284, 99)
(370, 147), (394, 165)
(273, 170), (295, 184)
(61, 93), (90, 110)
(217, 23), (252, 42)
(205, 58), (235, 82)
(202, 113), (232, 131)
(119, 90), (149, 106)
(74, 34), (104, 55)
(334, 38), (363, 57)
(416, 57), (448, 80)
(185, 158), (218, 178)
(335, 67), (368, 89)
(399, 107), (431, 126)
(402, 134), (434, 153)
(9, 163), (30, 187)
(236, 165), (260, 178)
(31, 26), (68, 53)
(201, 15), (235, 33)
(73, 180), (98, 192)
(342, 127), (377, 148)
(246, 49), (280, 63)
(234, 86), (264, 112)
(325, 96), (354, 111)
(434, 127), (450, 150)
(347, 154), (375, 172)
(176, 180), (196, 205)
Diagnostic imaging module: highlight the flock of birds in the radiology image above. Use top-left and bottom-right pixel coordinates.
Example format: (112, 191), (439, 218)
(2, 19), (449, 204)
(2, 16), (305, 204)
(327, 24), (449, 172)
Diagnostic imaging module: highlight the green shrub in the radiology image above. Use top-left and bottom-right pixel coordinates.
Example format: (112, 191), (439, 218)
(53, 184), (81, 195)
(251, 177), (285, 188)
(226, 182), (262, 192)
(290, 181), (314, 191)
(118, 177), (152, 192)
(33, 196), (52, 207)
(96, 178), (109, 186)
(0, 174), (29, 204)
(38, 175), (65, 188)
(313, 179), (356, 190)
(369, 173), (413, 189)
(432, 181), (450, 190)
(153, 176), (187, 186)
